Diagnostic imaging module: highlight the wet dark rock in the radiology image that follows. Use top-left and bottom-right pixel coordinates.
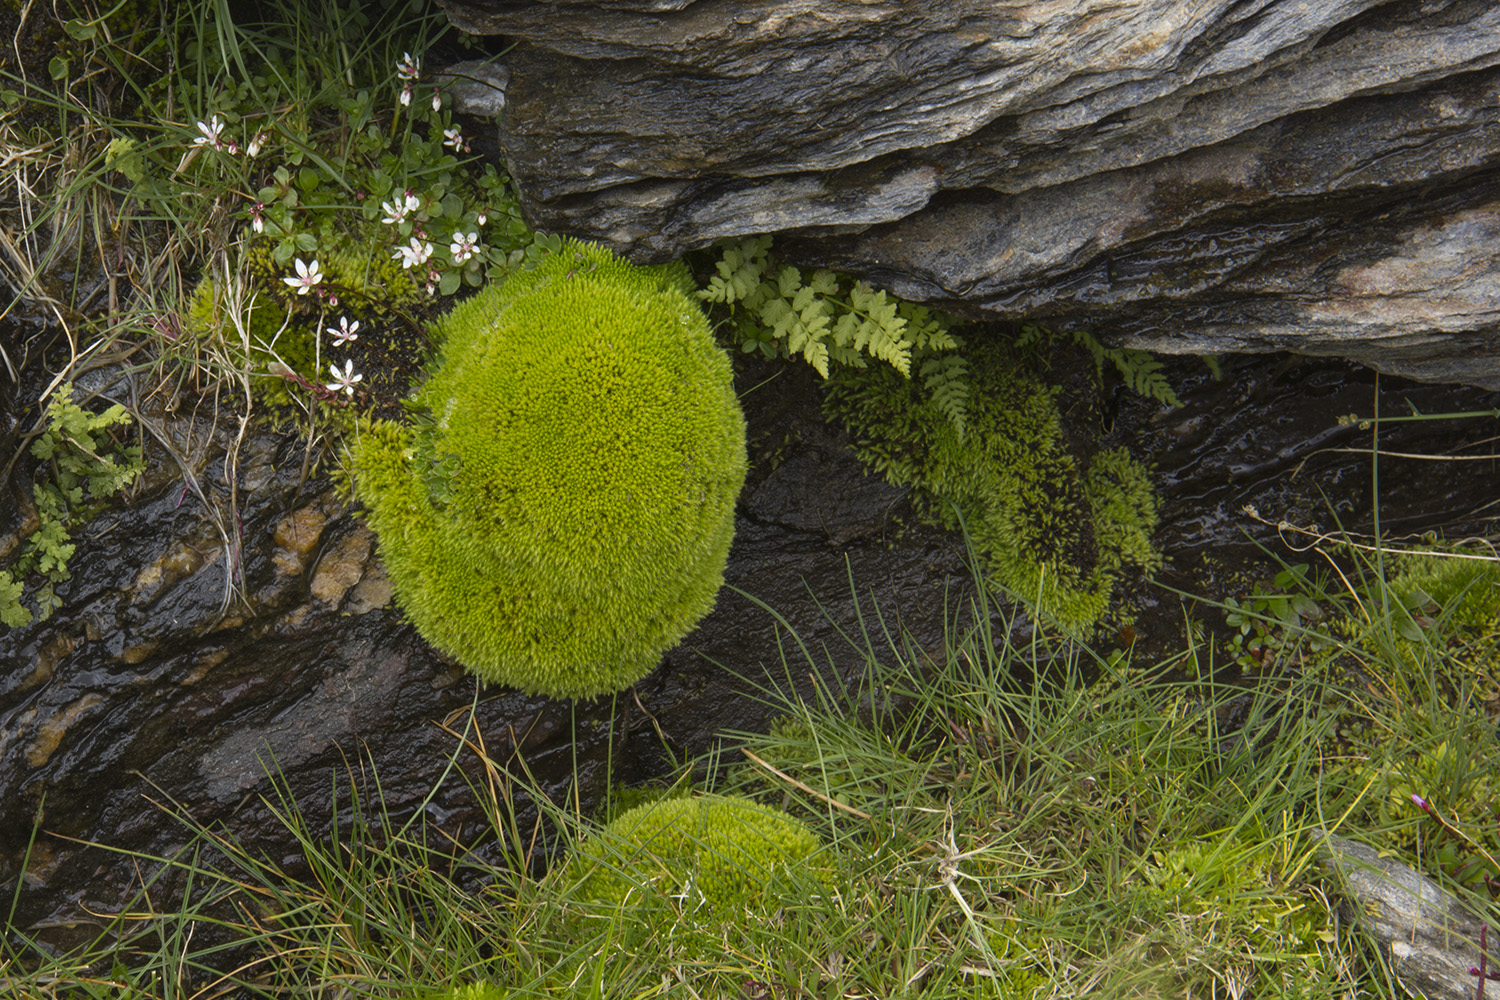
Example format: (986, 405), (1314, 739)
(441, 0), (1500, 387)
(1318, 833), (1500, 1000)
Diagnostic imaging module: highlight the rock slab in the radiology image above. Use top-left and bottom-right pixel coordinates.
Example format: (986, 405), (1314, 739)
(1319, 833), (1500, 1000)
(440, 0), (1500, 388)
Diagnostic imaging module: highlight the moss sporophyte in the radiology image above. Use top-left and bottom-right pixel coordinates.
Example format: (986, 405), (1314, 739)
(353, 239), (748, 698)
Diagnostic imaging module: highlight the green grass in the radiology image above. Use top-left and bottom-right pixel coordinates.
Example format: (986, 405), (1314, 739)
(9, 536), (1499, 1000)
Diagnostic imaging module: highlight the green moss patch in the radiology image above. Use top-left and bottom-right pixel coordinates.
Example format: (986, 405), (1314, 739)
(563, 794), (821, 916)
(352, 240), (747, 698)
(825, 338), (1160, 632)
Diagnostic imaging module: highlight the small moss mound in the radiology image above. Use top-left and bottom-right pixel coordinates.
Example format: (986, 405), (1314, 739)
(352, 240), (747, 698)
(564, 794), (820, 915)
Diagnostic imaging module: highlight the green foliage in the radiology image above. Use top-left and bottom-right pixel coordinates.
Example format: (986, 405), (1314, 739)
(2, 383), (144, 627)
(1133, 834), (1334, 995)
(1222, 563), (1335, 671)
(825, 339), (1160, 632)
(352, 239), (747, 698)
(698, 236), (970, 436)
(1018, 323), (1181, 408)
(561, 794), (821, 915)
(1384, 544), (1500, 634)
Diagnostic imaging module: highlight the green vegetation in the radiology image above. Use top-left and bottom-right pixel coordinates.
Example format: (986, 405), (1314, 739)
(559, 794), (820, 915)
(351, 239), (747, 697)
(16, 539), (1499, 999)
(1, 382), (144, 626)
(826, 336), (1160, 633)
(698, 235), (971, 434)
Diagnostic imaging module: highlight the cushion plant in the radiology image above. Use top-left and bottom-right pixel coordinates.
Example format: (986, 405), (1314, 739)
(353, 239), (747, 698)
(564, 794), (821, 915)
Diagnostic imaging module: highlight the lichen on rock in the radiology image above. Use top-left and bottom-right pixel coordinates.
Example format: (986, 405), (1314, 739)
(351, 239), (747, 698)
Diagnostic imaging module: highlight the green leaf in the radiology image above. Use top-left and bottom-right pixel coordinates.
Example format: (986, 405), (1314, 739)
(438, 269), (460, 296)
(49, 56), (69, 81)
(294, 232), (318, 252)
(64, 18), (97, 40)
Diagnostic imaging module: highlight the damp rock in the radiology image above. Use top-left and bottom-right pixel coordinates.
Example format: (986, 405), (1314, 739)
(1317, 833), (1500, 1000)
(440, 0), (1500, 387)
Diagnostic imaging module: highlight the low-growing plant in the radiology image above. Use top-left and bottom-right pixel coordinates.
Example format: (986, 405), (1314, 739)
(2, 382), (144, 627)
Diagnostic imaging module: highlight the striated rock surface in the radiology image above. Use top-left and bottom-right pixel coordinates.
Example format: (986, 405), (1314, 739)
(1319, 834), (1500, 1000)
(440, 0), (1500, 387)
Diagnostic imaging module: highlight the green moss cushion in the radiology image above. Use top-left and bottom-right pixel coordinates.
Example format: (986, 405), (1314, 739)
(353, 240), (747, 698)
(566, 794), (821, 915)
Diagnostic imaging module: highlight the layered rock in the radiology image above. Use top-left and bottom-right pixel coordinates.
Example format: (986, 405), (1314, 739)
(439, 0), (1500, 387)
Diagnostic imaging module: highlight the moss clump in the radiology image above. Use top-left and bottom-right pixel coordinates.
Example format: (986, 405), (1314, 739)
(352, 239), (747, 698)
(825, 339), (1159, 633)
(563, 794), (820, 915)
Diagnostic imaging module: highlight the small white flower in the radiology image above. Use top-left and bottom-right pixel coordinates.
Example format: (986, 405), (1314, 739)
(283, 258), (323, 295)
(396, 52), (420, 81)
(247, 130), (268, 157)
(249, 201), (265, 234)
(326, 359), (363, 396)
(449, 231), (479, 263)
(399, 81), (413, 107)
(331, 316), (360, 346)
(431, 88), (442, 112)
(193, 115), (224, 148)
(476, 210), (488, 226)
(392, 237), (433, 269)
(443, 127), (463, 149)
(404, 191), (421, 213)
(380, 198), (409, 225)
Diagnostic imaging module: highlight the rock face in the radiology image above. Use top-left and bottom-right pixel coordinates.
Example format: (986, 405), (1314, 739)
(439, 0), (1500, 388)
(1318, 834), (1500, 1000)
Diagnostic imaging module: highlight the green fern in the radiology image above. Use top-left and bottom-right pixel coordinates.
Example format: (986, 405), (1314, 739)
(1, 382), (144, 627)
(1018, 324), (1181, 408)
(698, 237), (970, 435)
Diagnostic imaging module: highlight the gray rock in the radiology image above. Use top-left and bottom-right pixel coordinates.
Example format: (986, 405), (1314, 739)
(1317, 833), (1500, 1000)
(438, 0), (1500, 387)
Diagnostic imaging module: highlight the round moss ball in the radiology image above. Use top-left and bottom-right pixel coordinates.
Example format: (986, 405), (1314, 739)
(353, 240), (747, 698)
(566, 794), (821, 914)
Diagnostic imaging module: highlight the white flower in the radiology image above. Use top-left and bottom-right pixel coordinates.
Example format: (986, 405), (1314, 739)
(283, 258), (322, 295)
(392, 237), (433, 269)
(405, 192), (421, 213)
(449, 231), (479, 263)
(249, 201), (265, 234)
(396, 52), (420, 81)
(331, 316), (360, 346)
(476, 210), (488, 226)
(399, 81), (413, 107)
(431, 88), (442, 112)
(442, 127), (463, 149)
(193, 115), (224, 148)
(380, 197), (409, 225)
(247, 130), (268, 157)
(326, 359), (363, 396)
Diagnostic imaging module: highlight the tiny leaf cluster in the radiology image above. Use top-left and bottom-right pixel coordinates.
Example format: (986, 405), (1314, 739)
(2, 383), (144, 627)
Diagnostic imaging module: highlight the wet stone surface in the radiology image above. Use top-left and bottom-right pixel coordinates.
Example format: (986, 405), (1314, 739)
(0, 348), (1497, 951)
